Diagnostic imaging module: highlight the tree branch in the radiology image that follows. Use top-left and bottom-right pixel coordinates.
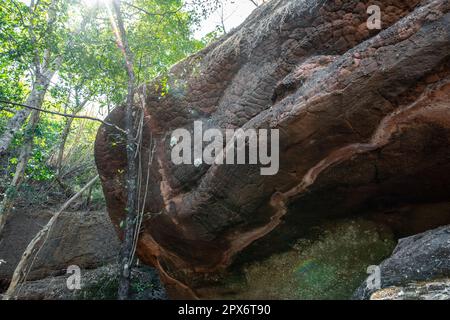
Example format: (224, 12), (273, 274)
(0, 99), (126, 134)
(122, 1), (183, 17)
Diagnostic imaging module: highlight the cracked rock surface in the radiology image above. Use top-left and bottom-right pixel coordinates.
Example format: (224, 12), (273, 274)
(95, 0), (450, 298)
(354, 225), (450, 300)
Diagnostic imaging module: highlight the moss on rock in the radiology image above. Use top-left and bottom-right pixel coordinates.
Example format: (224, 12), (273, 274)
(226, 219), (396, 300)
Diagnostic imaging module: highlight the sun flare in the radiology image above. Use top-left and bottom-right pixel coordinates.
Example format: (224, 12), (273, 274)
(81, 0), (114, 8)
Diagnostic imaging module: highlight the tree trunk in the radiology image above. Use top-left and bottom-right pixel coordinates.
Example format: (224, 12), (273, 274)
(56, 118), (74, 177)
(84, 182), (94, 209)
(0, 109), (41, 235)
(0, 74), (52, 157)
(55, 94), (90, 178)
(112, 0), (138, 300)
(0, 0), (60, 157)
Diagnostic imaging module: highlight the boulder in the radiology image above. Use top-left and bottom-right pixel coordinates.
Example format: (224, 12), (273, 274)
(95, 0), (450, 298)
(0, 209), (120, 289)
(6, 264), (166, 300)
(354, 225), (450, 299)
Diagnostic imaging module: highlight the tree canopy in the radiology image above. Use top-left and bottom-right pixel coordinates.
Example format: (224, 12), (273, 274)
(0, 0), (215, 186)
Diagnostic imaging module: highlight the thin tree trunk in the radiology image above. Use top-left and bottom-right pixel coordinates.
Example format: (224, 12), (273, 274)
(219, 1), (227, 33)
(2, 175), (99, 300)
(0, 74), (51, 156)
(0, 0), (60, 157)
(84, 182), (94, 209)
(63, 116), (87, 168)
(0, 110), (30, 156)
(56, 94), (91, 177)
(0, 109), (41, 235)
(0, 0), (87, 236)
(112, 0), (138, 300)
(56, 117), (74, 177)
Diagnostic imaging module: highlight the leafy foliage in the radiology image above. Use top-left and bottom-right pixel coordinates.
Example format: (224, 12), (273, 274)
(0, 0), (218, 208)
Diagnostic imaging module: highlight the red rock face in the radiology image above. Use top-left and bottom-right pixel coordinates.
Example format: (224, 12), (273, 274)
(95, 0), (450, 298)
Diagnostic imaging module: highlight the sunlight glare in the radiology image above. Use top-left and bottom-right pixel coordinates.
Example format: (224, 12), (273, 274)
(82, 0), (114, 8)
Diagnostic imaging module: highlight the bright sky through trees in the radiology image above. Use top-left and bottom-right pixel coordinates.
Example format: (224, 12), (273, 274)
(19, 0), (258, 39)
(191, 1), (258, 38)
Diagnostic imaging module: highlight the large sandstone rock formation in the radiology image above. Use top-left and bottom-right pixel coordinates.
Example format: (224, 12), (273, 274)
(0, 210), (120, 289)
(95, 0), (450, 298)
